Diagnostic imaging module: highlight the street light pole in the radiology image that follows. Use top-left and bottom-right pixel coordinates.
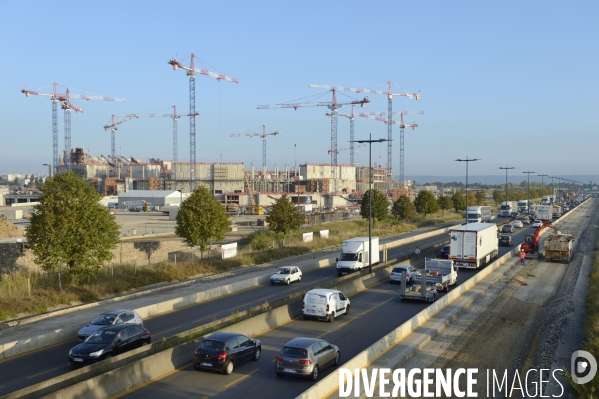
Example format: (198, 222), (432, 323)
(523, 171), (535, 214)
(455, 157), (480, 224)
(499, 166), (515, 217)
(537, 174), (547, 199)
(351, 134), (388, 274)
(42, 163), (52, 179)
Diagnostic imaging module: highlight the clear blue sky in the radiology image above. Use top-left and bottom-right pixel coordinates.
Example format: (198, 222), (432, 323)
(1, 1), (597, 182)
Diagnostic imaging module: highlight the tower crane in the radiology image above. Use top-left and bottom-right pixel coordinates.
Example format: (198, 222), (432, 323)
(309, 83), (419, 192)
(22, 82), (125, 171)
(327, 143), (366, 155)
(230, 125), (280, 171)
(168, 53), (238, 192)
(359, 112), (422, 189)
(106, 106), (200, 162)
(257, 92), (369, 186)
(325, 104), (358, 164)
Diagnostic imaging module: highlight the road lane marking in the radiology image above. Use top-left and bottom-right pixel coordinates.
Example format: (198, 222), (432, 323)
(223, 368), (259, 389)
(110, 362), (192, 398)
(153, 325), (183, 336)
(361, 306), (377, 315)
(27, 364), (70, 379)
(337, 317), (356, 329)
(382, 296), (395, 304)
(316, 330), (331, 338)
(192, 314), (218, 323)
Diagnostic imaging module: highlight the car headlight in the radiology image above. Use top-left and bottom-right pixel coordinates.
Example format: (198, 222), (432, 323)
(89, 349), (104, 358)
(69, 349), (73, 356)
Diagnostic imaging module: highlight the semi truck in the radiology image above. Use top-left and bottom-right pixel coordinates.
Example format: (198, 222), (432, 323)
(466, 206), (492, 223)
(449, 222), (499, 269)
(543, 233), (574, 263)
(552, 205), (562, 219)
(518, 200), (533, 213)
(414, 258), (458, 292)
(535, 205), (554, 221)
(500, 201), (518, 217)
(336, 237), (380, 276)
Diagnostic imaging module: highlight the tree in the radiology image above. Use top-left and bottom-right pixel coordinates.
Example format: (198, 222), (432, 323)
(392, 195), (416, 221)
(492, 189), (504, 205)
(360, 189), (388, 224)
(474, 190), (486, 206)
(175, 186), (231, 251)
(437, 195), (453, 213)
(25, 171), (120, 279)
(266, 194), (304, 234)
(413, 190), (440, 216)
(451, 191), (466, 212)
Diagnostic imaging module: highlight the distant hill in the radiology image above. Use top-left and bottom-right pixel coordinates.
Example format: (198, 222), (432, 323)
(403, 175), (599, 186)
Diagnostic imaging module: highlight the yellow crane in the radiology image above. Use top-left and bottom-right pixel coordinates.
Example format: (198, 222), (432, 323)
(243, 173), (263, 215)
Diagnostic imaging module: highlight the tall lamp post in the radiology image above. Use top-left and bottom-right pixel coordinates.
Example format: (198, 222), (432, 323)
(499, 166), (515, 217)
(455, 157), (480, 224)
(42, 163), (52, 179)
(523, 171), (535, 214)
(351, 133), (388, 273)
(537, 174), (547, 200)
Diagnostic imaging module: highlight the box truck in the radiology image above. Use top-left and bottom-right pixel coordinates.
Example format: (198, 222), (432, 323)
(500, 201), (518, 217)
(466, 206), (492, 223)
(449, 223), (499, 269)
(336, 237), (380, 276)
(535, 205), (554, 221)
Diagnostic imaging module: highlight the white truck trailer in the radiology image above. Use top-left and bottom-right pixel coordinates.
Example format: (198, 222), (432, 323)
(499, 201), (518, 217)
(535, 205), (554, 222)
(449, 222), (499, 269)
(414, 258), (458, 292)
(466, 206), (492, 223)
(552, 205), (562, 219)
(336, 237), (380, 276)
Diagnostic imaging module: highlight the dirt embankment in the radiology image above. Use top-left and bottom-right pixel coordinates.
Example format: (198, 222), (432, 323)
(0, 220), (24, 239)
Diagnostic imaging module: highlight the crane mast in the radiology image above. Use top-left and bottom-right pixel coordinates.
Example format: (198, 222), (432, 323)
(231, 125), (280, 173)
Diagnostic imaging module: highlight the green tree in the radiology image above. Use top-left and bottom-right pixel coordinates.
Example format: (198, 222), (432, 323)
(266, 194), (304, 235)
(437, 195), (453, 213)
(25, 171), (120, 279)
(175, 186), (231, 251)
(474, 190), (486, 206)
(451, 191), (466, 212)
(413, 190), (440, 216)
(360, 189), (388, 224)
(492, 189), (504, 205)
(392, 195), (416, 221)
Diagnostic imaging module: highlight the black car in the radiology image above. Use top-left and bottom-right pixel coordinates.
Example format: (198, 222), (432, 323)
(498, 235), (513, 247)
(501, 224), (515, 233)
(69, 323), (151, 366)
(511, 212), (519, 218)
(439, 244), (450, 259)
(193, 332), (261, 375)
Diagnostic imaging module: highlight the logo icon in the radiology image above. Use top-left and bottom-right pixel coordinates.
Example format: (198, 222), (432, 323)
(451, 235), (457, 241)
(571, 350), (597, 385)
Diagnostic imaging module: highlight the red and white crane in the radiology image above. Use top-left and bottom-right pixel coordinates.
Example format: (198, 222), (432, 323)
(231, 125), (280, 171)
(258, 91), (369, 184)
(359, 111), (423, 188)
(309, 82), (419, 192)
(22, 82), (124, 171)
(168, 53), (238, 191)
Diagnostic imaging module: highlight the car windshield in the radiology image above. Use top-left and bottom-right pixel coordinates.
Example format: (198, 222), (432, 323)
(198, 340), (225, 351)
(338, 253), (358, 261)
(280, 347), (308, 358)
(86, 329), (118, 344)
(393, 267), (407, 273)
(91, 313), (116, 325)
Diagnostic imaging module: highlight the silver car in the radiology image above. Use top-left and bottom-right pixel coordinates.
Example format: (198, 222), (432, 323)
(77, 309), (143, 341)
(275, 337), (340, 380)
(389, 265), (419, 284)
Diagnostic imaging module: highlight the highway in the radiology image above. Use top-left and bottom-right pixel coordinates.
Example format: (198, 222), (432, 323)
(0, 227), (451, 395)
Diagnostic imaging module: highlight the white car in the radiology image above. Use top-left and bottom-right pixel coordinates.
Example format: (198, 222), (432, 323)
(270, 266), (302, 285)
(389, 265), (419, 284)
(532, 220), (543, 228)
(512, 220), (524, 228)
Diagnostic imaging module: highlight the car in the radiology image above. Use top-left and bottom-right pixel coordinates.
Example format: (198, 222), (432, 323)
(563, 206), (570, 212)
(532, 220), (543, 228)
(69, 323), (151, 366)
(439, 244), (450, 259)
(275, 337), (340, 380)
(77, 309), (144, 341)
(512, 220), (524, 228)
(511, 212), (520, 218)
(501, 224), (515, 233)
(270, 266), (302, 285)
(192, 332), (261, 375)
(498, 235), (513, 247)
(303, 289), (350, 322)
(389, 265), (419, 284)
(519, 216), (530, 225)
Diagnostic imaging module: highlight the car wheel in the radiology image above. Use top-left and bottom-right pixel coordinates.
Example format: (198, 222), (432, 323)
(286, 279), (290, 286)
(141, 340), (149, 347)
(389, 280), (394, 284)
(276, 372), (284, 377)
(224, 360), (234, 375)
(328, 312), (335, 323)
(271, 281), (275, 286)
(298, 275), (302, 282)
(253, 348), (261, 361)
(303, 314), (309, 320)
(334, 352), (341, 366)
(345, 305), (349, 314)
(311, 366), (319, 381)
(104, 354), (112, 360)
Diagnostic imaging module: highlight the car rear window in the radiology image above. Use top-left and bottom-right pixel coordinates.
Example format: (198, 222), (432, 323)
(281, 347), (308, 358)
(199, 340), (225, 351)
(306, 294), (326, 305)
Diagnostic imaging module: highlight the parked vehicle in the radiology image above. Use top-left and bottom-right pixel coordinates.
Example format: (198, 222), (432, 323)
(512, 220), (524, 228)
(449, 223), (499, 269)
(389, 265), (419, 284)
(77, 310), (143, 341)
(535, 205), (554, 222)
(192, 332), (261, 375)
(413, 258), (458, 292)
(439, 244), (450, 259)
(69, 324), (151, 366)
(500, 201), (518, 217)
(543, 233), (574, 263)
(498, 235), (513, 247)
(336, 237), (379, 276)
(302, 289), (350, 322)
(275, 337), (340, 380)
(501, 224), (515, 233)
(466, 206), (492, 223)
(270, 266), (302, 285)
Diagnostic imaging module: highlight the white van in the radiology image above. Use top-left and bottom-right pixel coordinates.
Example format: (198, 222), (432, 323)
(302, 289), (350, 323)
